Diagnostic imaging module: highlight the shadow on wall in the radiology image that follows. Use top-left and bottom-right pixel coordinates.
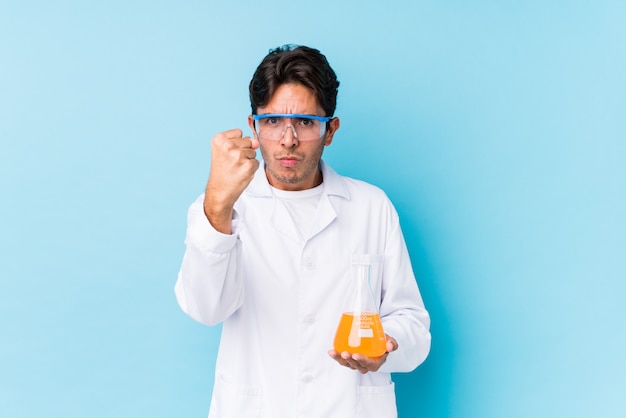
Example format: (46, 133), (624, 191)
(394, 331), (454, 418)
(393, 215), (455, 418)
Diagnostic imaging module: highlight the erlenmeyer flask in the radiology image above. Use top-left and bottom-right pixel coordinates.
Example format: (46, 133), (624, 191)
(333, 262), (387, 357)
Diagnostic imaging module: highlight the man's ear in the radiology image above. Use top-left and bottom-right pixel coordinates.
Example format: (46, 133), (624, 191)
(324, 117), (340, 146)
(247, 115), (256, 137)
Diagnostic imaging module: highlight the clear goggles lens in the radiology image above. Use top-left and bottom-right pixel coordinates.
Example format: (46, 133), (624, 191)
(253, 114), (331, 141)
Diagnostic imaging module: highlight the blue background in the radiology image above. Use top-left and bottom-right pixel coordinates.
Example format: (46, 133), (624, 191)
(1, 1), (625, 417)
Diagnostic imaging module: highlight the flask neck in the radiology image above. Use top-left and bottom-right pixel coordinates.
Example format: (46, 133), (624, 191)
(350, 264), (378, 314)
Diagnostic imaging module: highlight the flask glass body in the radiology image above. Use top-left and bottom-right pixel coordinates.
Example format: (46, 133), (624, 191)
(333, 263), (386, 357)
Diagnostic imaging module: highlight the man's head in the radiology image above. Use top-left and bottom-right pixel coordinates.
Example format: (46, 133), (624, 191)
(246, 45), (341, 192)
(249, 45), (340, 117)
(247, 45), (341, 191)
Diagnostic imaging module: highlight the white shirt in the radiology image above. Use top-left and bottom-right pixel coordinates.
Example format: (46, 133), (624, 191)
(271, 183), (324, 243)
(175, 161), (431, 418)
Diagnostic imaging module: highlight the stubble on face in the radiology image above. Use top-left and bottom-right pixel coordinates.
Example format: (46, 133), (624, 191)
(260, 138), (326, 188)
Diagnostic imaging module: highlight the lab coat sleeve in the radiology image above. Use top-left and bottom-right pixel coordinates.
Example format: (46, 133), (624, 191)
(377, 217), (431, 373)
(174, 194), (244, 326)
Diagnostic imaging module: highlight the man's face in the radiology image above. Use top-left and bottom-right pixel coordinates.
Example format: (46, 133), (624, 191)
(248, 83), (340, 191)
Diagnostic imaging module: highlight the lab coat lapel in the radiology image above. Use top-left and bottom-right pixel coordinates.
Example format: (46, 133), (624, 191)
(305, 193), (336, 241)
(270, 197), (302, 244)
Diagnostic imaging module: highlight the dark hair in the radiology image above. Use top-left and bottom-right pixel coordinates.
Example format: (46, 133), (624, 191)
(249, 44), (340, 117)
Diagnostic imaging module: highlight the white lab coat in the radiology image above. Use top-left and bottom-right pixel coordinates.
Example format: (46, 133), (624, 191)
(175, 161), (431, 418)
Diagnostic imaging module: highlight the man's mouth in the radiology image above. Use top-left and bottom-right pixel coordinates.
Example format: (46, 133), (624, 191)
(277, 156), (301, 167)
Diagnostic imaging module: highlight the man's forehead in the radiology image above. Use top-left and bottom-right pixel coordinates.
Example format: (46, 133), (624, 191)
(260, 83), (323, 114)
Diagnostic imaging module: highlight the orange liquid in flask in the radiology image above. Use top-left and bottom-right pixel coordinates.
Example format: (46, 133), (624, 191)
(333, 312), (387, 357)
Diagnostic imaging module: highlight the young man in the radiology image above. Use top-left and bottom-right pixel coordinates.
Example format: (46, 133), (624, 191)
(175, 45), (431, 418)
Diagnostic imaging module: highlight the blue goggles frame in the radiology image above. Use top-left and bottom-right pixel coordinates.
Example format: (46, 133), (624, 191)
(252, 113), (332, 122)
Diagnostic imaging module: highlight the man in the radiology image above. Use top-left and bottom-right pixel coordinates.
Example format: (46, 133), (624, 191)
(175, 44), (431, 417)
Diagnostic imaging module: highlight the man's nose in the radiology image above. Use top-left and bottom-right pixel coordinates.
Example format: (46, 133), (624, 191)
(280, 124), (298, 146)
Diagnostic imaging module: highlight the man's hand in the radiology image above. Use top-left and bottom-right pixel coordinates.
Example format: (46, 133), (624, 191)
(328, 335), (398, 374)
(204, 129), (259, 233)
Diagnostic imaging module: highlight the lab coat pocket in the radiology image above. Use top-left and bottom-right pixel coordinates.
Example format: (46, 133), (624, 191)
(210, 374), (261, 418)
(357, 382), (397, 418)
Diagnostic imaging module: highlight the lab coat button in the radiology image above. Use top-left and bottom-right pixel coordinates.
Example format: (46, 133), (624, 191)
(305, 259), (315, 269)
(302, 374), (313, 383)
(303, 314), (315, 325)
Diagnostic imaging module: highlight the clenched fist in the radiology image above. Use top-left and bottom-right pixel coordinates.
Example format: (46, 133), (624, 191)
(204, 129), (260, 233)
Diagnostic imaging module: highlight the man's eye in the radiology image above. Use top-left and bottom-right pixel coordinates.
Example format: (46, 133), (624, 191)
(262, 117), (280, 125)
(297, 118), (314, 127)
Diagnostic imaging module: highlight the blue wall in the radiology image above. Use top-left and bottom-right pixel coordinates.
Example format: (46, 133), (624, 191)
(1, 1), (624, 417)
